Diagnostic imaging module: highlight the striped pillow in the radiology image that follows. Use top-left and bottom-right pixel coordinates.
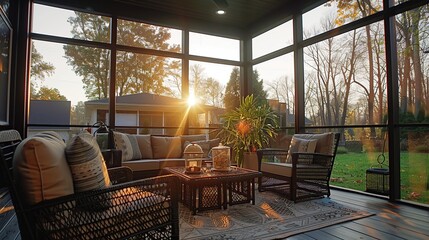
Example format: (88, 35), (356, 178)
(65, 133), (111, 192)
(113, 131), (136, 161)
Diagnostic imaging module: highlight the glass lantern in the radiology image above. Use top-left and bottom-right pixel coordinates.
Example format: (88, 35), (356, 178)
(211, 143), (230, 171)
(93, 121), (109, 150)
(183, 143), (204, 173)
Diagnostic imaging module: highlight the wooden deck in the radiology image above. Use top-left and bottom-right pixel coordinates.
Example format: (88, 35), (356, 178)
(1, 188), (428, 240)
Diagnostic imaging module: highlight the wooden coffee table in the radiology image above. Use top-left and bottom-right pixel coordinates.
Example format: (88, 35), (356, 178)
(164, 166), (261, 215)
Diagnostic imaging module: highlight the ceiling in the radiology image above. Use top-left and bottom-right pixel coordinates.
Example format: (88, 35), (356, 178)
(39, 0), (317, 37)
(111, 0), (315, 32)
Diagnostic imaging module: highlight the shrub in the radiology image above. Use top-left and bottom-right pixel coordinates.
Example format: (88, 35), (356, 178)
(336, 146), (348, 154)
(415, 145), (429, 153)
(345, 140), (362, 152)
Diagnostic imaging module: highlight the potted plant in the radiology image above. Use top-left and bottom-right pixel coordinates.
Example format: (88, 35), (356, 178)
(218, 95), (279, 168)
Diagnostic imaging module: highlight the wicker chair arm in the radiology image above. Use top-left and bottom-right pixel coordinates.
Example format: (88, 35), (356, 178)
(26, 174), (179, 240)
(291, 152), (334, 167)
(257, 148), (289, 170)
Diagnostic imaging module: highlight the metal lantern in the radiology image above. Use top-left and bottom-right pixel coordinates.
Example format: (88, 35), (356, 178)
(184, 143), (204, 173)
(366, 168), (389, 195)
(93, 121), (110, 150)
(211, 143), (230, 171)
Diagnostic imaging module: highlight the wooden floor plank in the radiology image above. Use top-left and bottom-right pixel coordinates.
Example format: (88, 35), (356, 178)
(0, 215), (20, 240)
(301, 229), (342, 240)
(0, 188), (428, 240)
(319, 225), (377, 240)
(286, 234), (316, 240)
(351, 216), (429, 240)
(341, 222), (406, 240)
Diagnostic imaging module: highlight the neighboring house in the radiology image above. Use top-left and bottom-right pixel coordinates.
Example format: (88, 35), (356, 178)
(28, 100), (72, 140)
(267, 99), (312, 127)
(84, 93), (225, 135)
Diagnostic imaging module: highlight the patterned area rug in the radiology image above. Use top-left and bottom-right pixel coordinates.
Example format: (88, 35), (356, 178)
(179, 191), (374, 240)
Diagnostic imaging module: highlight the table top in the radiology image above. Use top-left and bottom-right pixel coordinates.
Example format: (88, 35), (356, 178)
(164, 166), (261, 181)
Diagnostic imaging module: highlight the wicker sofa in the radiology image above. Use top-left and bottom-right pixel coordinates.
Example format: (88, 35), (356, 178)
(112, 132), (220, 178)
(0, 130), (179, 240)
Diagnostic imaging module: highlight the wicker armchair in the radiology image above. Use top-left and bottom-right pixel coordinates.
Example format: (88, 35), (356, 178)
(257, 132), (340, 202)
(0, 130), (179, 240)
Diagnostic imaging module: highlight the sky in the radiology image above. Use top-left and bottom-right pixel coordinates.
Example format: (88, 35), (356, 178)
(31, 3), (337, 106)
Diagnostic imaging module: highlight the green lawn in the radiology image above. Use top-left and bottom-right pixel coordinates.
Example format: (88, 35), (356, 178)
(331, 151), (429, 204)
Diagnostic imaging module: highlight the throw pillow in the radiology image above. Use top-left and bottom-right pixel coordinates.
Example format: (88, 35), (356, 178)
(13, 131), (74, 206)
(151, 136), (182, 159)
(127, 134), (142, 160)
(292, 132), (335, 155)
(65, 133), (111, 192)
(65, 133), (111, 211)
(113, 131), (134, 161)
(135, 134), (153, 159)
(286, 137), (318, 163)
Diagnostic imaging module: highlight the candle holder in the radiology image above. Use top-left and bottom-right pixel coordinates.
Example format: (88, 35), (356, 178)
(183, 143), (204, 174)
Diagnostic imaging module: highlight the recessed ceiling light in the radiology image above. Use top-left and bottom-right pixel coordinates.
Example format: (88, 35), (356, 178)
(216, 9), (226, 15)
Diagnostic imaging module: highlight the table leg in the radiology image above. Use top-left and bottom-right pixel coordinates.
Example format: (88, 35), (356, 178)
(223, 182), (228, 210)
(192, 185), (197, 215)
(251, 177), (256, 205)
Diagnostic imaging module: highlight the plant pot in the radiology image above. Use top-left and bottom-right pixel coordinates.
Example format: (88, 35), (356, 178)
(242, 152), (258, 171)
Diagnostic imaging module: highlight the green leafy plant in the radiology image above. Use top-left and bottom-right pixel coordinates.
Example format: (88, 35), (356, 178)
(218, 95), (279, 167)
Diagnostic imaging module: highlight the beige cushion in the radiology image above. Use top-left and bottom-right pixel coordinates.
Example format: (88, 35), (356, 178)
(13, 131), (74, 206)
(180, 134), (207, 148)
(292, 132), (335, 155)
(158, 159), (186, 168)
(151, 136), (182, 159)
(261, 162), (329, 179)
(286, 137), (318, 162)
(135, 134), (153, 159)
(122, 159), (160, 171)
(261, 162), (292, 177)
(65, 133), (111, 192)
(113, 131), (134, 161)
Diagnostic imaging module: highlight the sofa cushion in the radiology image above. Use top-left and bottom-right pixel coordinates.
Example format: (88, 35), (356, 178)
(151, 136), (182, 159)
(65, 133), (111, 193)
(122, 159), (160, 171)
(286, 137), (318, 162)
(135, 134), (153, 159)
(113, 131), (135, 161)
(158, 159), (186, 168)
(292, 132), (335, 155)
(180, 134), (207, 149)
(127, 134), (143, 160)
(13, 131), (74, 206)
(261, 162), (329, 179)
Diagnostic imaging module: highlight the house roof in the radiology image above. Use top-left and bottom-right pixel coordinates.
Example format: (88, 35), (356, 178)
(85, 92), (184, 106)
(85, 92), (223, 113)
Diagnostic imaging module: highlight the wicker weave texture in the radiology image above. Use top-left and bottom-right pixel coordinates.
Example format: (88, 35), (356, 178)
(1, 130), (179, 240)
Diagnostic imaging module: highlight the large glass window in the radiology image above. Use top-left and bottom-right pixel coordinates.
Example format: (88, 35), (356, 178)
(188, 61), (237, 128)
(33, 4), (111, 43)
(253, 53), (294, 129)
(29, 40), (110, 140)
(116, 51), (182, 98)
(303, 0), (383, 40)
(117, 19), (182, 53)
(189, 32), (240, 61)
(396, 7), (429, 205)
(252, 20), (293, 59)
(304, 21), (386, 128)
